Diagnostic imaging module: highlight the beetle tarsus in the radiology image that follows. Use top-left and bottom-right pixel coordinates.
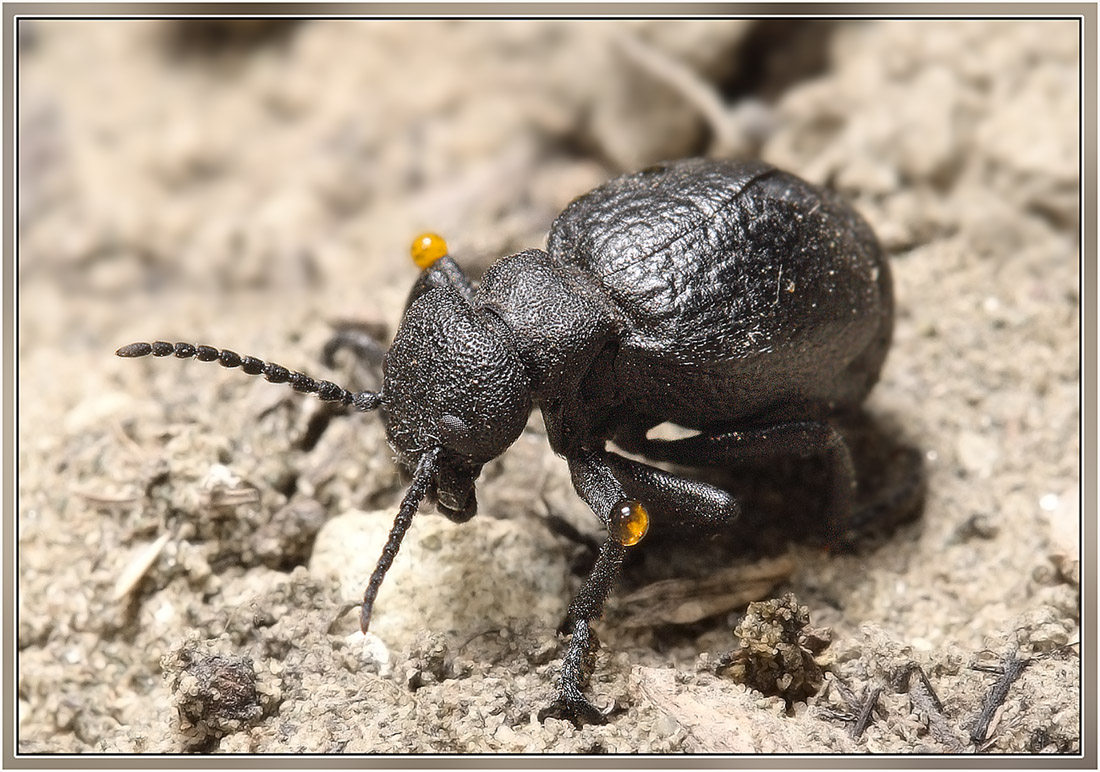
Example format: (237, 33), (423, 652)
(538, 692), (609, 727)
(539, 620), (610, 726)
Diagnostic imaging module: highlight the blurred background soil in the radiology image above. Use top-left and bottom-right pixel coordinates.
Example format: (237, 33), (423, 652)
(17, 18), (1080, 754)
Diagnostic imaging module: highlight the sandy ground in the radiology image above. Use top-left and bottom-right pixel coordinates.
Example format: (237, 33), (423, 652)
(16, 19), (1081, 754)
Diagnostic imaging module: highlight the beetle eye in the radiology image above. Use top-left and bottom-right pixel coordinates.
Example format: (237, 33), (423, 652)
(612, 499), (649, 546)
(411, 232), (449, 269)
(439, 413), (469, 444)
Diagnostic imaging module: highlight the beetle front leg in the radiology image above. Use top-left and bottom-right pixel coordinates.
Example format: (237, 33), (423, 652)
(540, 448), (744, 724)
(615, 420), (857, 545)
(601, 451), (740, 532)
(539, 450), (632, 725)
(540, 535), (627, 726)
(321, 325), (388, 370)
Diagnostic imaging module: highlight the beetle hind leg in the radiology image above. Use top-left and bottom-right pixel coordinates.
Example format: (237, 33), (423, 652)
(847, 442), (926, 539)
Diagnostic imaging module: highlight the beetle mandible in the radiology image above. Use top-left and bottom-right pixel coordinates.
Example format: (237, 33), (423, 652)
(117, 158), (893, 724)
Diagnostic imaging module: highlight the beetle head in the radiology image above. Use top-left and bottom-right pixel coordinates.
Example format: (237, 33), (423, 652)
(114, 239), (535, 635)
(381, 285), (532, 522)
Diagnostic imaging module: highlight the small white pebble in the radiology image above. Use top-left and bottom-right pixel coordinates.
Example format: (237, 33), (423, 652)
(346, 630), (392, 677)
(201, 463), (240, 490)
(655, 713), (680, 736)
(153, 599), (176, 625)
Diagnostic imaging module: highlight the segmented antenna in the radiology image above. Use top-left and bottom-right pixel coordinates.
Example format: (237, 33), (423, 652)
(359, 446), (440, 633)
(115, 340), (382, 411)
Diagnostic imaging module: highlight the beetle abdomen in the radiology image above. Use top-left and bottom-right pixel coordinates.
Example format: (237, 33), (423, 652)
(548, 159), (892, 426)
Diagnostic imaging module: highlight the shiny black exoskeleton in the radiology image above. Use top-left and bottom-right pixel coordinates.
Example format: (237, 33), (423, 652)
(118, 158), (894, 725)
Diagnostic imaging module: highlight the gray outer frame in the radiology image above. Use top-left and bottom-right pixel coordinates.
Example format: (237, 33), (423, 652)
(4, 5), (1093, 768)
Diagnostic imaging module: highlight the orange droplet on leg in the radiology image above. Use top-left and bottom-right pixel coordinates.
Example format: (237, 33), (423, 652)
(410, 232), (449, 270)
(612, 499), (649, 547)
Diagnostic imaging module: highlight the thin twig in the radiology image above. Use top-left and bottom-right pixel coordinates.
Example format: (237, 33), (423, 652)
(852, 686), (882, 739)
(970, 654), (1030, 747)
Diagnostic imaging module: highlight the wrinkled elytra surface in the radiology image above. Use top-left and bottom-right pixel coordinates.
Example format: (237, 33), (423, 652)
(544, 158), (892, 424)
(118, 158), (896, 725)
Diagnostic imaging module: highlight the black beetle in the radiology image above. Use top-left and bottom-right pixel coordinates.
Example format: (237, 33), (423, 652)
(117, 158), (893, 724)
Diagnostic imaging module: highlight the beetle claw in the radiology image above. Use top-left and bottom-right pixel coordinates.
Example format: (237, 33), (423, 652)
(538, 695), (610, 727)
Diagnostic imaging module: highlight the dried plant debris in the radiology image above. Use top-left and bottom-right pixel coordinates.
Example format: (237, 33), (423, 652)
(614, 555), (795, 628)
(111, 531), (172, 601)
(716, 592), (829, 707)
(818, 622), (1079, 753)
(891, 663), (966, 751)
(969, 653), (1031, 748)
(162, 638), (280, 752)
(401, 630), (465, 691)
